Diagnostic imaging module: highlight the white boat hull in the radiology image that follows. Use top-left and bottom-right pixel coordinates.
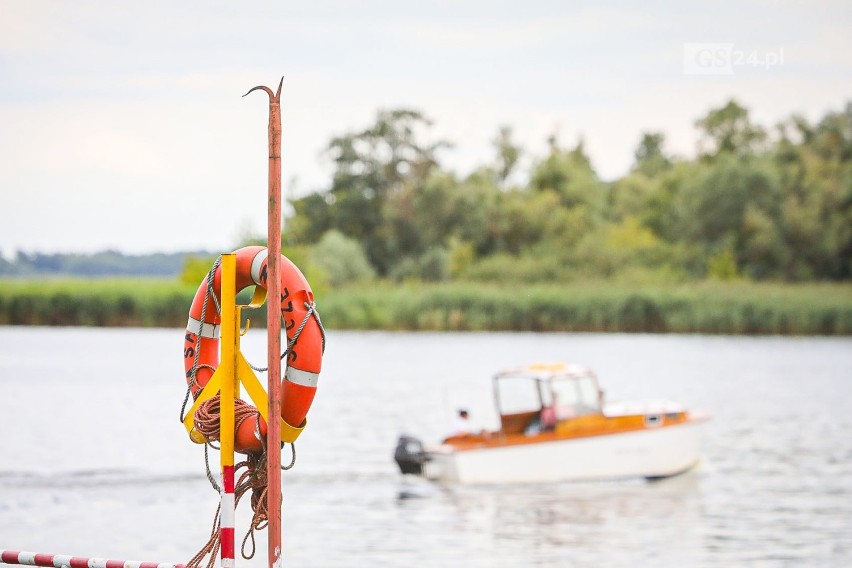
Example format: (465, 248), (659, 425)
(424, 420), (704, 484)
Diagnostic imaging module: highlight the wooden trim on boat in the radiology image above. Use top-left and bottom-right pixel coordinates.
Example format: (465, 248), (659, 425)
(443, 411), (706, 452)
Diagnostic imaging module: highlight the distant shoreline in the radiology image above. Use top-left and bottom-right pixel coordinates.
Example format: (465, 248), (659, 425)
(1, 278), (849, 335)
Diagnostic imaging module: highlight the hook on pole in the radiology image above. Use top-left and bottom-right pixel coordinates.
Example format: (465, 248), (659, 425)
(242, 77), (283, 102)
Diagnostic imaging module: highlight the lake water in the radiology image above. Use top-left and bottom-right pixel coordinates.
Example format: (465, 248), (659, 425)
(0, 327), (850, 567)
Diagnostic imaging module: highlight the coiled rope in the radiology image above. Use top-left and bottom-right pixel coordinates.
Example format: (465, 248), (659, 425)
(187, 394), (296, 568)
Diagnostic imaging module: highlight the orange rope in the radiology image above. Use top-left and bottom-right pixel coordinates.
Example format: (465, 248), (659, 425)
(192, 394), (259, 445)
(187, 395), (277, 568)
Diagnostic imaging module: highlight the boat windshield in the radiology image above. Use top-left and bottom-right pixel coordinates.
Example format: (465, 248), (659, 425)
(550, 374), (602, 418)
(495, 376), (543, 415)
(493, 366), (603, 425)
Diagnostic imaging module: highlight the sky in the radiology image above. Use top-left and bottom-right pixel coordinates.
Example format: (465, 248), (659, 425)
(1, 1), (850, 256)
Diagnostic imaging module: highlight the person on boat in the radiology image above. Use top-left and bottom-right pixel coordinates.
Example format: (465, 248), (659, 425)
(525, 402), (556, 435)
(540, 404), (557, 431)
(539, 390), (561, 432)
(450, 408), (472, 436)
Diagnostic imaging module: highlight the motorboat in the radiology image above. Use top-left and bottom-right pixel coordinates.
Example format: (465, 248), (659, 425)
(394, 363), (708, 484)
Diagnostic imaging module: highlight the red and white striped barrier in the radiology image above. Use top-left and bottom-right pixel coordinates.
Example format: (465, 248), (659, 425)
(0, 550), (185, 568)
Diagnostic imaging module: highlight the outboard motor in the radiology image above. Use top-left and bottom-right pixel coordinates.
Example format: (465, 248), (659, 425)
(394, 434), (428, 475)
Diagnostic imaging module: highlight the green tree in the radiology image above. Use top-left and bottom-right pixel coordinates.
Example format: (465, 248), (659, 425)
(677, 156), (784, 278)
(455, 169), (503, 256)
(289, 109), (450, 275)
(0, 255), (18, 276)
(281, 99), (851, 285)
(492, 125), (522, 185)
(810, 102), (852, 162)
(696, 99), (767, 159)
(310, 230), (375, 287)
(530, 137), (607, 217)
(180, 254), (218, 285)
(633, 132), (671, 176)
(773, 106), (852, 279)
(609, 171), (659, 221)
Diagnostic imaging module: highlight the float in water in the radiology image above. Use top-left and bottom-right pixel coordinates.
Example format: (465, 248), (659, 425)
(395, 363), (708, 484)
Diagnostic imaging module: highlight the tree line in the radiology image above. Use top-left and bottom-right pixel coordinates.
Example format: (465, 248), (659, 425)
(283, 101), (851, 289)
(3, 100), (849, 335)
(0, 250), (211, 277)
(5, 100), (849, 289)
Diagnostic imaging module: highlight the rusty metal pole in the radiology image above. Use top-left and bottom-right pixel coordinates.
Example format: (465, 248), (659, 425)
(244, 77), (284, 568)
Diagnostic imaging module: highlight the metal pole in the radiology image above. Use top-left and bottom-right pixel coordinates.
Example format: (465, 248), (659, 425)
(244, 77), (283, 568)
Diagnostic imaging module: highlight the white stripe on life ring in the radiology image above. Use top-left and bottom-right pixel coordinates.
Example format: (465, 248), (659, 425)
(250, 248), (269, 285)
(285, 366), (319, 387)
(187, 317), (219, 339)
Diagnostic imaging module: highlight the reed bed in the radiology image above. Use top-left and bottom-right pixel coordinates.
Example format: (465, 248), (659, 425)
(1, 278), (849, 335)
(0, 278), (196, 327)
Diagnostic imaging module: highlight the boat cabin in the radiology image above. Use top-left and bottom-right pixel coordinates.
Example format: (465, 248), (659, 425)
(493, 363), (604, 436)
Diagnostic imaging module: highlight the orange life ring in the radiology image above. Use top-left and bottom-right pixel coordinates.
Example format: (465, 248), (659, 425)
(182, 245), (324, 453)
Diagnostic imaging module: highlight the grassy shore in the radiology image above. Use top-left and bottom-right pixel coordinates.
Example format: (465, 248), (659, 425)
(0, 278), (850, 335)
(0, 278), (195, 327)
